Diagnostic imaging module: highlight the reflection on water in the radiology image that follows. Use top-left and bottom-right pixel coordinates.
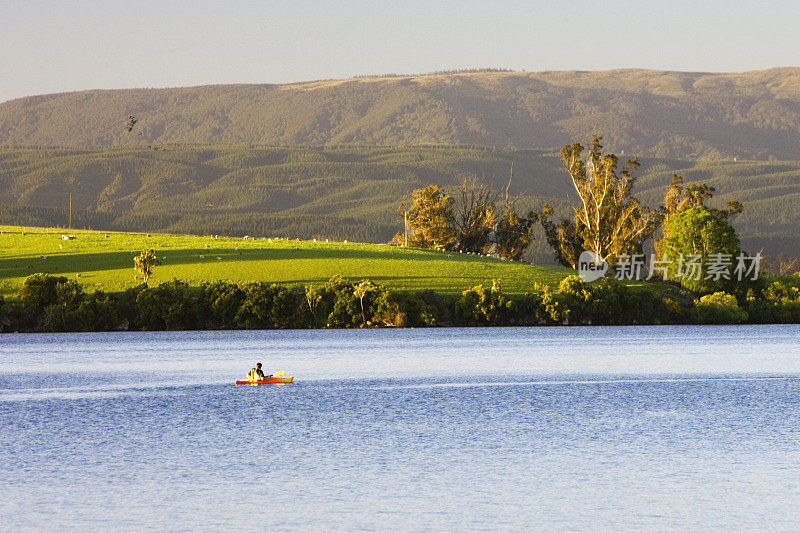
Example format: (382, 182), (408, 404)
(1, 325), (799, 530)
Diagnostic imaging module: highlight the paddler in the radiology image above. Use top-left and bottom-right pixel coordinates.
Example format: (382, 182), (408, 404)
(246, 362), (272, 380)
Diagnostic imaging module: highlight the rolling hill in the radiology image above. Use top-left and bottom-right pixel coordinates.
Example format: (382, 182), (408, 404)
(0, 225), (570, 298)
(2, 68), (800, 160)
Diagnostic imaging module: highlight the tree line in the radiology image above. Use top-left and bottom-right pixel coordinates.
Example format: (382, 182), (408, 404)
(1, 269), (798, 333)
(395, 174), (543, 262)
(398, 136), (761, 293)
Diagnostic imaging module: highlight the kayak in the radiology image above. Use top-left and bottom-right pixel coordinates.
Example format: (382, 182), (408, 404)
(235, 376), (294, 385)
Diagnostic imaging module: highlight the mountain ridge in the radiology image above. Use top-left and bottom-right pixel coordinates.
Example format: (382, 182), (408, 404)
(3, 68), (800, 160)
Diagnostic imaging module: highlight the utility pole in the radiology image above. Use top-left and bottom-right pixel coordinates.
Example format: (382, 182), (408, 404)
(68, 193), (72, 229)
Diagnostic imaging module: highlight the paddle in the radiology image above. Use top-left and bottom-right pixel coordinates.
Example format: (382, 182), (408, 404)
(273, 371), (284, 377)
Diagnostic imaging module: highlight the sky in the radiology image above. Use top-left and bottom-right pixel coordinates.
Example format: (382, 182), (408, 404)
(2, 0), (799, 103)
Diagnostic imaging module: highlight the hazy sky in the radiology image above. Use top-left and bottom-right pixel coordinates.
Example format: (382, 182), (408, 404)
(2, 0), (799, 103)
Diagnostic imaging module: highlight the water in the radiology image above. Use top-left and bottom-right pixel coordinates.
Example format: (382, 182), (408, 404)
(1, 325), (799, 531)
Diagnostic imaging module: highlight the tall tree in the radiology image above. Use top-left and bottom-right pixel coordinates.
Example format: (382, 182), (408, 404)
(539, 206), (584, 268)
(399, 185), (458, 250)
(660, 206), (741, 294)
(353, 279), (375, 326)
(495, 209), (537, 261)
(305, 285), (321, 324)
(493, 170), (539, 261)
(658, 173), (744, 257)
(561, 136), (659, 264)
(454, 177), (497, 254)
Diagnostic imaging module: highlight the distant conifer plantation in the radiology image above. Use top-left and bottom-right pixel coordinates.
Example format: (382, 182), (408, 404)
(0, 145), (797, 258)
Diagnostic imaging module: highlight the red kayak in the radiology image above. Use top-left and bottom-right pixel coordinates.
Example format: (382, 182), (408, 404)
(235, 376), (294, 385)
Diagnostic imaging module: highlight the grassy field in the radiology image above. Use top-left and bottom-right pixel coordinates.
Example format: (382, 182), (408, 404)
(0, 225), (573, 298)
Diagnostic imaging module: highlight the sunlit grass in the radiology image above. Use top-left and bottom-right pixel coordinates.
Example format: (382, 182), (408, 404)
(0, 225), (573, 297)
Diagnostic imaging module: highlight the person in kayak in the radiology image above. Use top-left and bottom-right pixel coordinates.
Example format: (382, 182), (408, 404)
(246, 362), (272, 380)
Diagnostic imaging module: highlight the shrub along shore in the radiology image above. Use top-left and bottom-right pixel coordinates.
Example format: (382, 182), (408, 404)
(1, 271), (798, 333)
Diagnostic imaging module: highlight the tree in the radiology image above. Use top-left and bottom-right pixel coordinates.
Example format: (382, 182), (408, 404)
(400, 185), (458, 250)
(539, 205), (584, 268)
(353, 279), (376, 326)
(454, 177), (497, 254)
(400, 177), (540, 260)
(692, 292), (748, 324)
(321, 275), (361, 327)
(76, 290), (120, 331)
(521, 283), (564, 325)
(660, 206), (741, 294)
(455, 279), (514, 324)
(135, 280), (198, 330)
(272, 285), (310, 329)
(561, 136), (659, 264)
(40, 280), (84, 332)
(134, 249), (160, 286)
(19, 273), (68, 314)
(495, 209), (537, 261)
(494, 173), (539, 261)
(305, 285), (322, 324)
(201, 281), (245, 329)
(663, 173), (743, 222)
(235, 282), (279, 329)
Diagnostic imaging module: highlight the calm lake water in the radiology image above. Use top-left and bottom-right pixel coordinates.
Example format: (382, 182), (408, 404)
(1, 325), (799, 531)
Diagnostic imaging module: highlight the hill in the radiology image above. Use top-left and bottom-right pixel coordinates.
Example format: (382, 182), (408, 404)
(2, 69), (800, 160)
(0, 145), (797, 258)
(0, 225), (570, 298)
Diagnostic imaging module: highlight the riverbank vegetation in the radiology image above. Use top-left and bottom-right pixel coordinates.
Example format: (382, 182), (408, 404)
(1, 270), (797, 333)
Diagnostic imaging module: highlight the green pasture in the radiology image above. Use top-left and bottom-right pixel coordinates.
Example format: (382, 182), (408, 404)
(0, 225), (573, 298)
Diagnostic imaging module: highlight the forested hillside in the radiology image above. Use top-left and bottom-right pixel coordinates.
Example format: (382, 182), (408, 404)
(2, 69), (800, 160)
(1, 145), (796, 258)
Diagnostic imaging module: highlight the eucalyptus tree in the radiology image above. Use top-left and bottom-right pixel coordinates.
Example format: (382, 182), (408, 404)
(560, 136), (659, 264)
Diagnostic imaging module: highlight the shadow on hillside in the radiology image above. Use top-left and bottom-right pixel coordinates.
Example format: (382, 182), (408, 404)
(0, 246), (502, 278)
